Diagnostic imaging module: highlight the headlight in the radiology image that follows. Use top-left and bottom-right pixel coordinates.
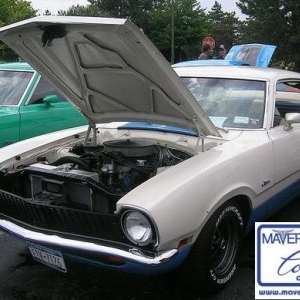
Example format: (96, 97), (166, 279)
(122, 210), (153, 246)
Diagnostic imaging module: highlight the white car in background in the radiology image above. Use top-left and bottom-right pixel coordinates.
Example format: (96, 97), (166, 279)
(0, 16), (300, 295)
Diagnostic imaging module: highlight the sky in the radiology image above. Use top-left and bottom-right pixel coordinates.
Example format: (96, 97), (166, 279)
(27, 0), (244, 17)
(27, 0), (89, 14)
(200, 0), (241, 14)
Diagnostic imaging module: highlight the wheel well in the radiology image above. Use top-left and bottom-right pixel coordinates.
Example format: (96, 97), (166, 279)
(229, 195), (251, 228)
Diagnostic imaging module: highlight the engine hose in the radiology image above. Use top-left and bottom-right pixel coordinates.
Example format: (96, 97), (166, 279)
(51, 156), (92, 172)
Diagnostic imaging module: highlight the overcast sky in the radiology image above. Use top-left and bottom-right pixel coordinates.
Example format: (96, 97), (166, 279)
(204, 0), (243, 15)
(27, 0), (89, 14)
(27, 0), (243, 18)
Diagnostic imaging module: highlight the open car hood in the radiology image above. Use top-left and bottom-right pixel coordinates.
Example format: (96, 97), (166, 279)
(0, 16), (220, 137)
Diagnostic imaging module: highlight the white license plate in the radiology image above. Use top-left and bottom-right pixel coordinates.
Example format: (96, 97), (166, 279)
(27, 243), (67, 273)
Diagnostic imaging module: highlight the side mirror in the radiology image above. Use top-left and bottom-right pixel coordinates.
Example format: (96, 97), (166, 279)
(284, 113), (300, 131)
(43, 94), (59, 106)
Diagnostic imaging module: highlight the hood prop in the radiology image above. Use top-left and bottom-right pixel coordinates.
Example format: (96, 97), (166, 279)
(194, 135), (205, 153)
(84, 122), (97, 146)
(193, 115), (206, 153)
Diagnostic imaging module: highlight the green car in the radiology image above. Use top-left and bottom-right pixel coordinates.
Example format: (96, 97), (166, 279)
(0, 62), (87, 147)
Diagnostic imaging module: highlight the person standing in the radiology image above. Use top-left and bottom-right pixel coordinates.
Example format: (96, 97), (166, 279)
(215, 45), (227, 59)
(198, 44), (211, 60)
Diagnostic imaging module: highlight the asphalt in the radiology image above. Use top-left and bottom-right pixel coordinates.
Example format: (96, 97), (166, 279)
(0, 198), (299, 300)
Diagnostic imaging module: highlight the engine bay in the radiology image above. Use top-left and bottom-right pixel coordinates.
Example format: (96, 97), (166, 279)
(0, 139), (192, 214)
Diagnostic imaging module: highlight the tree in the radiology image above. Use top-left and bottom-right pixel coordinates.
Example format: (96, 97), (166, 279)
(206, 1), (240, 53)
(66, 0), (209, 62)
(147, 0), (209, 62)
(58, 4), (108, 17)
(0, 0), (35, 26)
(87, 0), (156, 29)
(0, 0), (36, 61)
(236, 0), (300, 70)
(43, 10), (52, 16)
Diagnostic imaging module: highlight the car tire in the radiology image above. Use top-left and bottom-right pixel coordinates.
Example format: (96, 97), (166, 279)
(178, 201), (244, 295)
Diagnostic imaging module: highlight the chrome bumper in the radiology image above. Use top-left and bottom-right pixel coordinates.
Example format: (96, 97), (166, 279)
(0, 219), (178, 266)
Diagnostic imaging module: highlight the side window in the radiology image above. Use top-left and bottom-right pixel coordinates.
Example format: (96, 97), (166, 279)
(0, 70), (33, 105)
(27, 77), (66, 105)
(273, 80), (300, 127)
(276, 81), (300, 93)
(235, 45), (262, 66)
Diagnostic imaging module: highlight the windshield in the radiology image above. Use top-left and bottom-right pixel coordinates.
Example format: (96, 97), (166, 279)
(182, 77), (266, 129)
(0, 70), (33, 105)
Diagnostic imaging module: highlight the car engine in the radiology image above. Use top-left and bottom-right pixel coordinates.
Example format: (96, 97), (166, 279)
(0, 139), (192, 214)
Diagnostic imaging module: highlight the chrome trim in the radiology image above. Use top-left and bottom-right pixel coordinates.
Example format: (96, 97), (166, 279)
(121, 210), (153, 246)
(24, 72), (40, 106)
(0, 219), (177, 265)
(119, 205), (160, 247)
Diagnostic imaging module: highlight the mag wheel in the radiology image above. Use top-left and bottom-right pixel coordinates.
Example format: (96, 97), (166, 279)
(178, 202), (244, 295)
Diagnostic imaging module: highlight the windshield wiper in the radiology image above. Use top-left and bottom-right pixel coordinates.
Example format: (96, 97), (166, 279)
(215, 126), (228, 133)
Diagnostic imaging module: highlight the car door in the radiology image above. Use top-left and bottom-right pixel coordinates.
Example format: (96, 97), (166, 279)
(0, 68), (35, 147)
(267, 79), (300, 213)
(0, 107), (20, 147)
(19, 76), (87, 140)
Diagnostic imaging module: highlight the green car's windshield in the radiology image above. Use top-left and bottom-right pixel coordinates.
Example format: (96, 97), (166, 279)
(0, 70), (33, 105)
(182, 77), (266, 129)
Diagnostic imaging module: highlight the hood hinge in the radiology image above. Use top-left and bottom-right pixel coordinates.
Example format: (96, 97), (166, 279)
(192, 115), (206, 153)
(84, 121), (97, 146)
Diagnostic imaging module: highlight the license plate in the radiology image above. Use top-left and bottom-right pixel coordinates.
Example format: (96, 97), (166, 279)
(27, 243), (67, 273)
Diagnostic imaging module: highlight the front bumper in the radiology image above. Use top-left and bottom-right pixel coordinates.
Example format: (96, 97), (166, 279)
(0, 219), (190, 274)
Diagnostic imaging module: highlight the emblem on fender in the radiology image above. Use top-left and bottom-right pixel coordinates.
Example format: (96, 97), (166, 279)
(262, 180), (271, 187)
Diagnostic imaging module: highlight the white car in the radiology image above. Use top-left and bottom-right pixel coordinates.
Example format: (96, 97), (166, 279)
(0, 16), (300, 295)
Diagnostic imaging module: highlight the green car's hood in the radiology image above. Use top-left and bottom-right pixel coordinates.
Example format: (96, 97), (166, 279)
(0, 16), (220, 137)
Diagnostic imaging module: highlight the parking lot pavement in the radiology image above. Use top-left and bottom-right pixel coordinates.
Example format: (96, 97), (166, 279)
(0, 198), (299, 300)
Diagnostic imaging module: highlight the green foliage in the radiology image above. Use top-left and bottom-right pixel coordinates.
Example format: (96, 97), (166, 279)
(236, 0), (300, 70)
(88, 0), (156, 28)
(0, 0), (35, 26)
(82, 0), (242, 62)
(63, 0), (249, 63)
(147, 0), (209, 61)
(58, 4), (108, 17)
(206, 1), (240, 55)
(0, 0), (36, 61)
(2, 0), (299, 70)
(85, 0), (210, 62)
(43, 10), (52, 16)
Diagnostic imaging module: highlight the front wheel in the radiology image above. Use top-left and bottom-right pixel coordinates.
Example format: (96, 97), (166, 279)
(178, 201), (244, 295)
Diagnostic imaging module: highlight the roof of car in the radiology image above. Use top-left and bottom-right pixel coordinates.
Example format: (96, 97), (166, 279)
(174, 65), (300, 81)
(172, 60), (247, 67)
(0, 61), (33, 71)
(173, 44), (277, 68)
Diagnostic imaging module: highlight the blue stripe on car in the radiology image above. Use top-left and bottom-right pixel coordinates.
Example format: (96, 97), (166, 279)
(118, 122), (197, 136)
(246, 178), (300, 232)
(64, 247), (191, 275)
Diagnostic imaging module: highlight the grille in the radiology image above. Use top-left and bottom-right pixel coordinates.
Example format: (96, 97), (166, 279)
(0, 189), (126, 243)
